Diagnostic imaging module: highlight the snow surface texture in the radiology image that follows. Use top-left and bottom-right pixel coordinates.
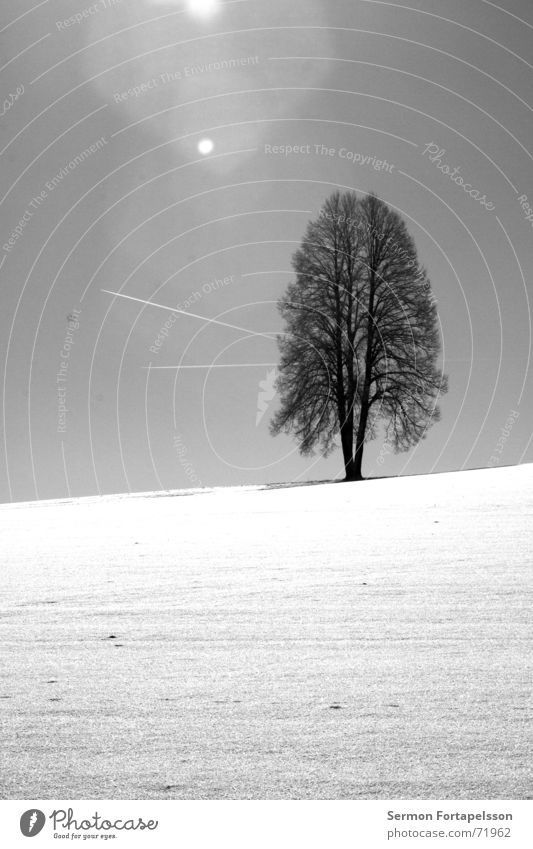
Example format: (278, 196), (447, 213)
(1, 465), (531, 800)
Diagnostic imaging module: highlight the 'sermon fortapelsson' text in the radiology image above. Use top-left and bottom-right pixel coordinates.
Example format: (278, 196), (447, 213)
(387, 811), (512, 823)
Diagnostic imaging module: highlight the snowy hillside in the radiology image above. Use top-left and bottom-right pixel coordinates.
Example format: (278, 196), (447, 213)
(1, 465), (531, 800)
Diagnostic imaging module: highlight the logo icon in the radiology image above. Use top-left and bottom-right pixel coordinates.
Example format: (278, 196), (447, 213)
(256, 368), (277, 426)
(20, 810), (45, 837)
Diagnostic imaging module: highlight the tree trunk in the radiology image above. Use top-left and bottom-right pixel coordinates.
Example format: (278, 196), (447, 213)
(344, 456), (359, 481)
(352, 439), (365, 481)
(352, 249), (377, 482)
(340, 415), (357, 481)
(352, 398), (369, 481)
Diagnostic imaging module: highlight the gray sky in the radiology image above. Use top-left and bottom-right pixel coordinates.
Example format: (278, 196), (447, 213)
(1, 0), (532, 501)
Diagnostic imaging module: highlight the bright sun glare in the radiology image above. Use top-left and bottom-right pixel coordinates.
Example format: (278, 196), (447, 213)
(198, 138), (215, 155)
(149, 0), (221, 16)
(186, 0), (221, 17)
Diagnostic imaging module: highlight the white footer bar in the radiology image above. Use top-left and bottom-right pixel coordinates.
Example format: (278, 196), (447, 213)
(1, 800), (530, 848)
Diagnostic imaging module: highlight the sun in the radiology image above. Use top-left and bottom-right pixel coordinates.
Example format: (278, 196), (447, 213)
(198, 138), (215, 155)
(148, 0), (221, 16)
(185, 0), (221, 17)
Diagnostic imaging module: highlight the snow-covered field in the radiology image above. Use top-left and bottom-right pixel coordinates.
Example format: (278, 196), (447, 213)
(0, 465), (531, 800)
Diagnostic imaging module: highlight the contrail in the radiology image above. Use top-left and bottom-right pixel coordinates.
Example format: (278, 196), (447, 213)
(101, 289), (276, 342)
(144, 363), (278, 370)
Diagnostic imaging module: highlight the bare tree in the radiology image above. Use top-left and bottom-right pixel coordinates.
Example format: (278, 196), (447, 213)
(270, 191), (448, 481)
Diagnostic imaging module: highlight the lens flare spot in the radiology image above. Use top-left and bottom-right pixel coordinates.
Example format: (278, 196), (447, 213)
(186, 0), (220, 17)
(198, 138), (215, 155)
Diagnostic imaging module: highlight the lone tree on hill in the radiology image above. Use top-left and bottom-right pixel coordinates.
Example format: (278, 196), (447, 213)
(270, 191), (448, 481)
